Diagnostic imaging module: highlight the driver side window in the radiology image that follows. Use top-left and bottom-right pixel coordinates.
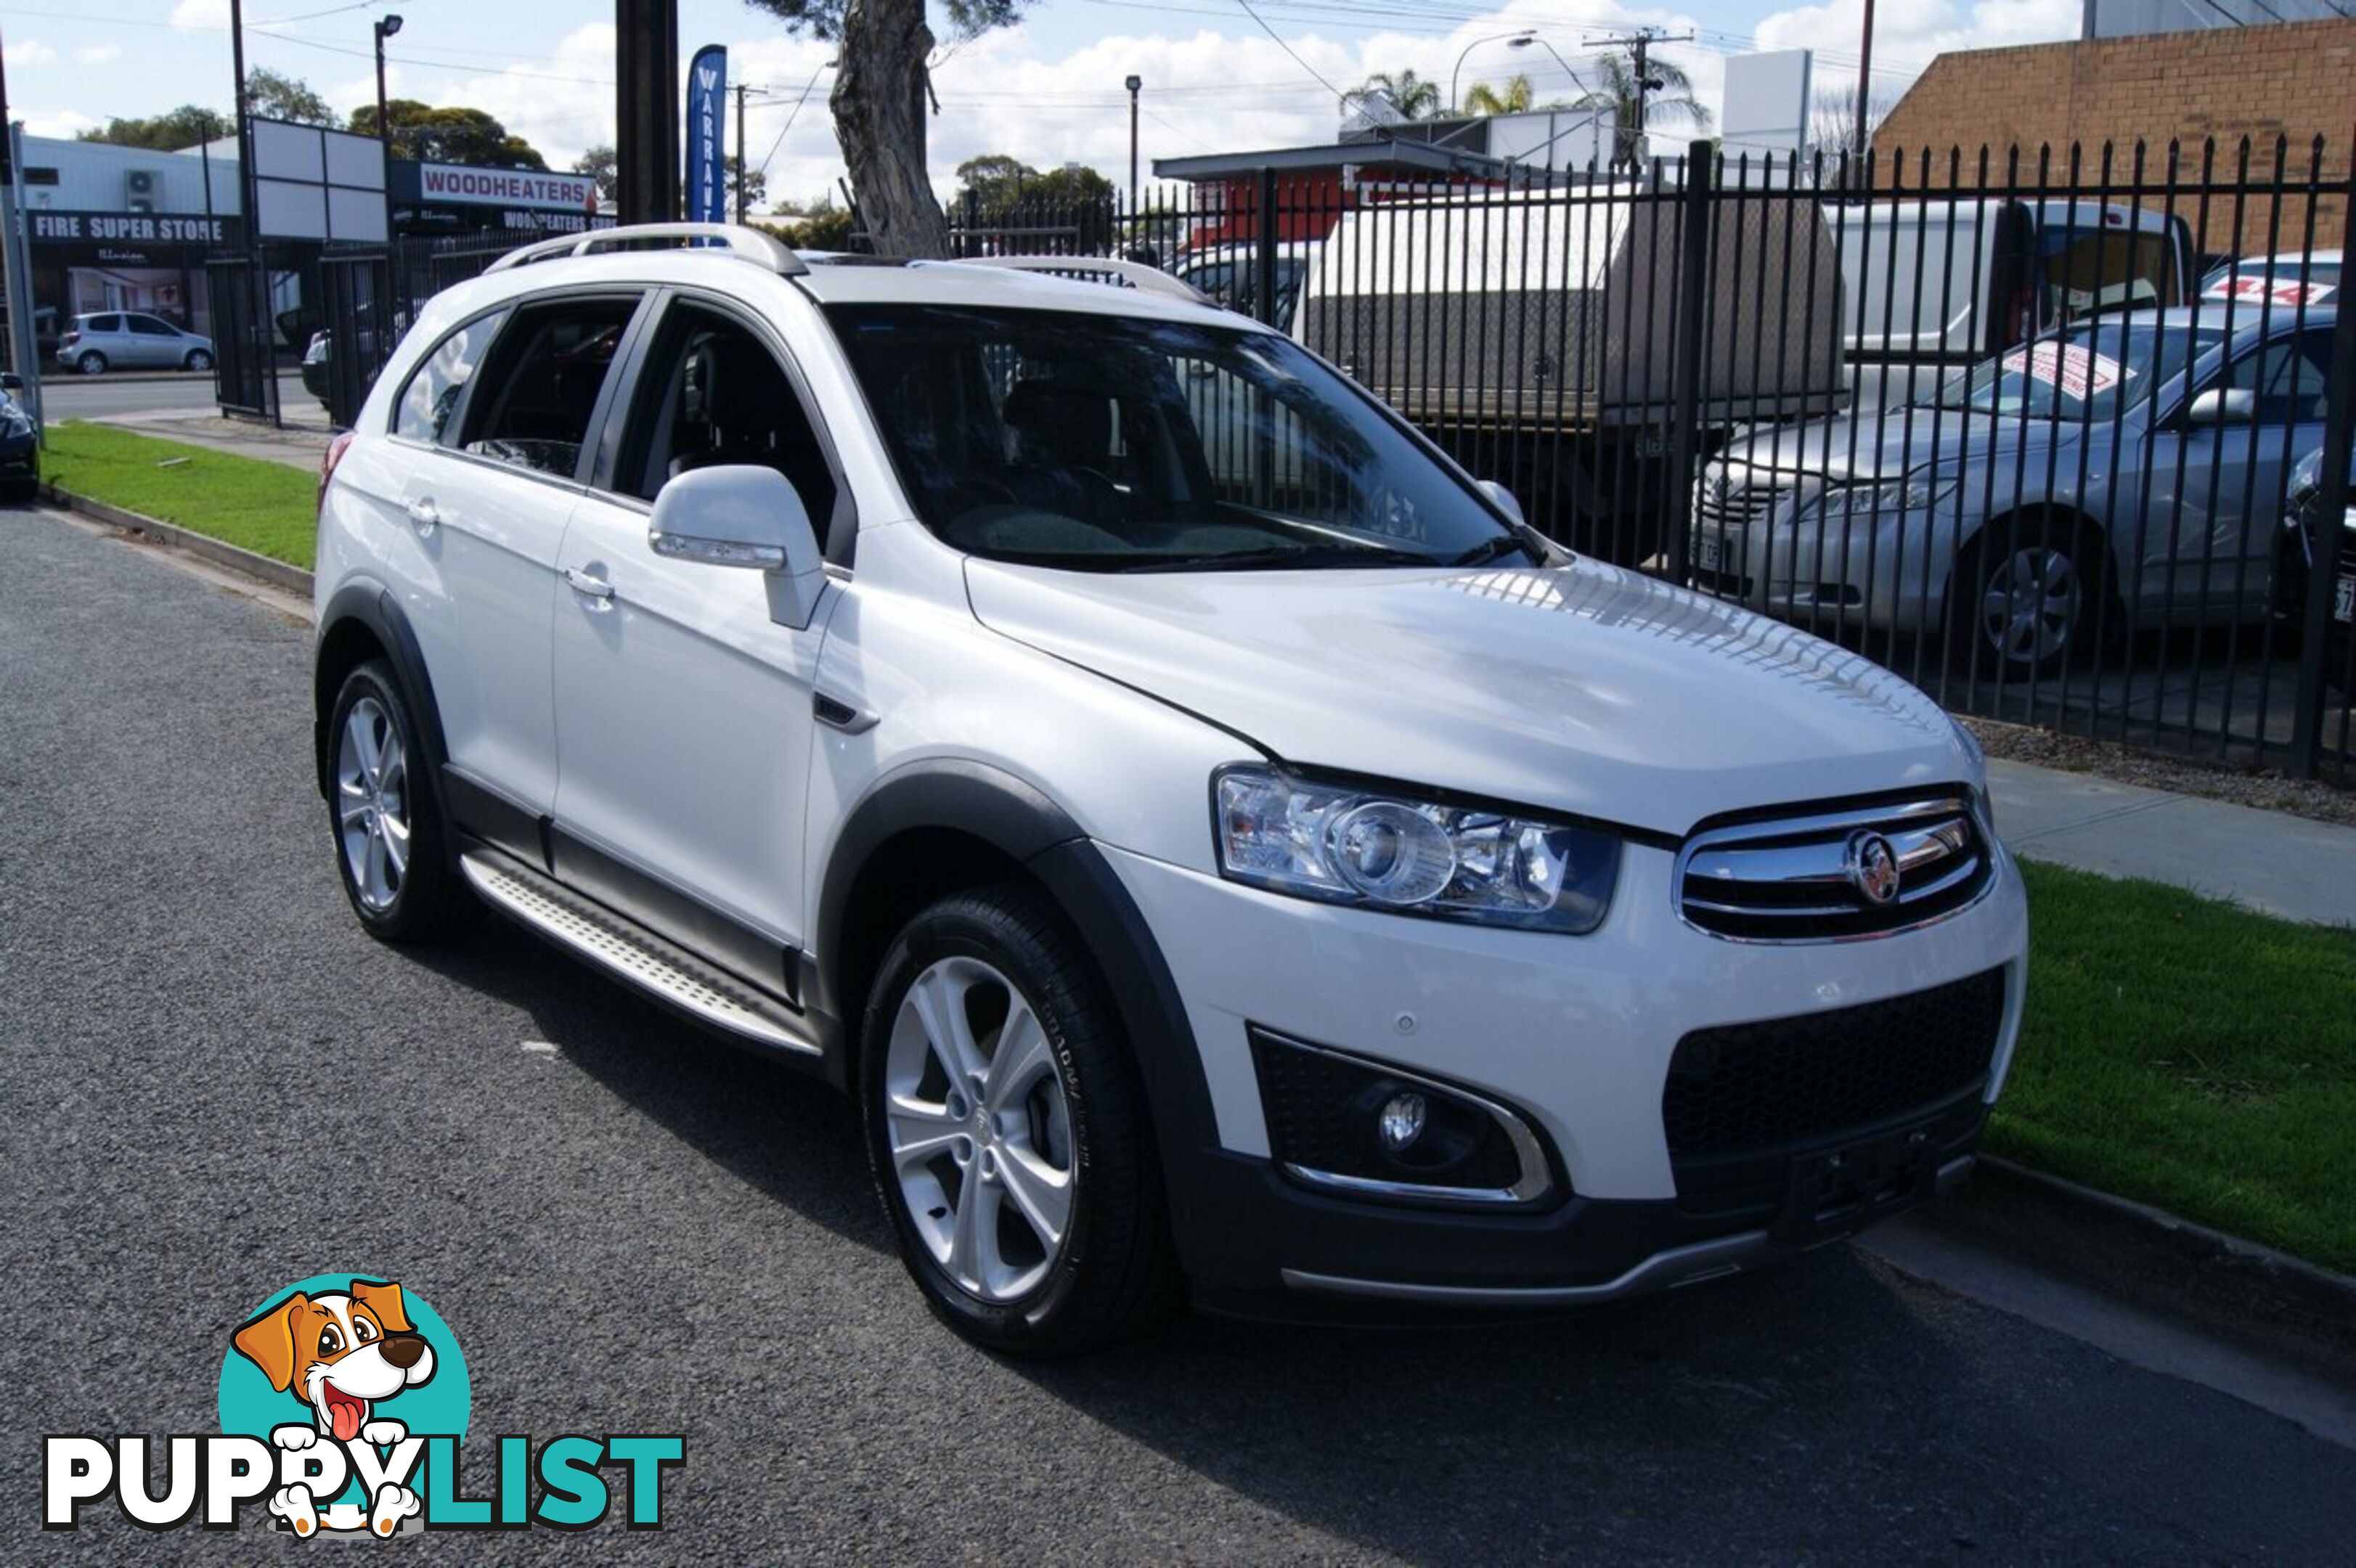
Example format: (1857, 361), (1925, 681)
(616, 302), (838, 535)
(2220, 330), (2333, 425)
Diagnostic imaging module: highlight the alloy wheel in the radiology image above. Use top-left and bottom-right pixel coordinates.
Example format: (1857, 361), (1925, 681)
(1979, 544), (2082, 667)
(883, 956), (1075, 1304)
(335, 695), (411, 913)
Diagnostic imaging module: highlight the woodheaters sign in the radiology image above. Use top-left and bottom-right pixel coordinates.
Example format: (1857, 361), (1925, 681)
(414, 165), (598, 212)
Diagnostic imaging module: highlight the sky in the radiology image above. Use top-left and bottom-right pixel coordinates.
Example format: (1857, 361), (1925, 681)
(0, 0), (2082, 207)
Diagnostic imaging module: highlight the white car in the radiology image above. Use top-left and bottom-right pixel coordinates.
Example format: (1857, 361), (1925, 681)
(55, 310), (215, 375)
(311, 224), (2029, 1354)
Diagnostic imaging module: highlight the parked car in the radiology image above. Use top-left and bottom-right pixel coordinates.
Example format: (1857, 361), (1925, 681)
(1828, 198), (2196, 411)
(1694, 302), (2334, 677)
(2201, 249), (2341, 308)
(55, 311), (214, 375)
(0, 372), (36, 499)
(1178, 189), (1851, 560)
(314, 222), (2027, 1355)
(2280, 444), (2355, 689)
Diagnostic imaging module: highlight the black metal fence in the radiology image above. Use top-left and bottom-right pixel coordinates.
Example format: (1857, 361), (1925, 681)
(958, 139), (2355, 780)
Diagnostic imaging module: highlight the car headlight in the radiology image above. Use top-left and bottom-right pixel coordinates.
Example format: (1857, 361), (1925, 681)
(1214, 766), (1620, 934)
(1813, 477), (1954, 520)
(0, 409), (30, 438)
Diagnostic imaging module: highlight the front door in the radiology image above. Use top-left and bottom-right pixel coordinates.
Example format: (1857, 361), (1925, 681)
(549, 295), (844, 989)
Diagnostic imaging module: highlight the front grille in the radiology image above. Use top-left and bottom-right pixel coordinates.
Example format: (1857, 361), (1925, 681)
(1663, 966), (2007, 1164)
(1695, 475), (1793, 529)
(1679, 793), (1994, 942)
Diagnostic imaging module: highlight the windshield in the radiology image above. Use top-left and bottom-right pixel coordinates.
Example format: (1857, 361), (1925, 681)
(827, 303), (1527, 573)
(1932, 317), (2224, 420)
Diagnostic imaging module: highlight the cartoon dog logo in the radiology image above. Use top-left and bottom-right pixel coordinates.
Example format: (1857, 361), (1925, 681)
(232, 1278), (434, 1536)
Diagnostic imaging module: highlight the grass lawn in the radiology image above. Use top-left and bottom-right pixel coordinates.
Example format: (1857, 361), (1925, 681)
(1993, 859), (2356, 1274)
(40, 421), (317, 569)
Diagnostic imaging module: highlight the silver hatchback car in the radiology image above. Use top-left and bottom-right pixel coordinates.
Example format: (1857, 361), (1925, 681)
(56, 311), (216, 375)
(1695, 303), (2333, 677)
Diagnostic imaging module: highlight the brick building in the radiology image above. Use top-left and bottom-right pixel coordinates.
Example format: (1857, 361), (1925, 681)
(1873, 17), (2355, 253)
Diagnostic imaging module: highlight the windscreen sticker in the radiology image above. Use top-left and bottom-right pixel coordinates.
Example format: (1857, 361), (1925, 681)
(2001, 341), (2134, 399)
(2203, 275), (2335, 306)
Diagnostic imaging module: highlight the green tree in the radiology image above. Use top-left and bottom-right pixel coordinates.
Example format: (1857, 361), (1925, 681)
(247, 67), (335, 126)
(765, 200), (855, 250)
(953, 155), (1115, 249)
(1573, 45), (1711, 168)
(78, 105), (227, 152)
(349, 101), (548, 169)
(1462, 75), (1564, 117)
(746, 0), (1034, 258)
(725, 155), (767, 218)
(571, 143), (618, 203)
(1350, 69), (1443, 121)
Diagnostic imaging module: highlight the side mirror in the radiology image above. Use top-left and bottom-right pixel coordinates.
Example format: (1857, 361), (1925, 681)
(649, 465), (827, 629)
(1477, 478), (1526, 528)
(2185, 387), (2258, 426)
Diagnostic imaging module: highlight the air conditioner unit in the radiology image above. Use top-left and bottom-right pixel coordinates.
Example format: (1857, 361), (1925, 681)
(126, 169), (159, 200)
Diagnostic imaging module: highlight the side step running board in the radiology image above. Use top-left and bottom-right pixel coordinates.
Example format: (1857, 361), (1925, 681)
(460, 850), (822, 1058)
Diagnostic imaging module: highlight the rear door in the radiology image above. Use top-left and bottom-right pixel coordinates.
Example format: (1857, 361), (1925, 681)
(391, 291), (648, 822)
(547, 290), (851, 991)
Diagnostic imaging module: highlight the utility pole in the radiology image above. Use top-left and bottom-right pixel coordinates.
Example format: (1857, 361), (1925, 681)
(1855, 0), (1876, 176)
(1581, 26), (1692, 171)
(1125, 75), (1141, 219)
(1, 26), (46, 433)
(733, 81), (749, 223)
(616, 0), (681, 224)
(228, 0), (275, 422)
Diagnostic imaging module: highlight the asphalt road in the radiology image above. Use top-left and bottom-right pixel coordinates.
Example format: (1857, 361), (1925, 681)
(3, 502), (2354, 1563)
(33, 369), (313, 421)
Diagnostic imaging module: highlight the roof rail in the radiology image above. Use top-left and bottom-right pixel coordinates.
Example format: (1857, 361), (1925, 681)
(488, 222), (809, 277)
(958, 255), (1214, 307)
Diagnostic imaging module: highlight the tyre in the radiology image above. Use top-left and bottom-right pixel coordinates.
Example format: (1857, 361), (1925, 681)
(1947, 516), (2110, 680)
(326, 659), (468, 942)
(184, 348), (214, 372)
(861, 885), (1173, 1355)
(76, 351), (107, 376)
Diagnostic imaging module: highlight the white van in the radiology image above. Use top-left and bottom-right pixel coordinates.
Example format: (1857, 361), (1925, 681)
(1827, 198), (2195, 409)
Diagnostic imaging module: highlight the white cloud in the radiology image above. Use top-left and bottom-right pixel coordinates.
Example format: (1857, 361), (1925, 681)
(170, 0), (230, 28)
(1754, 0), (2076, 104)
(24, 110), (99, 138)
(11, 40), (60, 67)
(74, 44), (123, 65)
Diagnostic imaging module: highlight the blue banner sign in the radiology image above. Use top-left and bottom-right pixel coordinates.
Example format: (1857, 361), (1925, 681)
(687, 45), (727, 224)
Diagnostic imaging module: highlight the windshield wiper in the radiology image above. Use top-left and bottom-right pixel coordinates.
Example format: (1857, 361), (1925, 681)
(1117, 541), (1439, 573)
(1448, 533), (1538, 568)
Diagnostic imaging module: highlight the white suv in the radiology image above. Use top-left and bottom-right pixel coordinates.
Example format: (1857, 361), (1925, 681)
(312, 224), (2028, 1354)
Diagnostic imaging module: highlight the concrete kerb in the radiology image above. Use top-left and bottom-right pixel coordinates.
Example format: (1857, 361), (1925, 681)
(25, 490), (2356, 1386)
(40, 483), (314, 600)
(1923, 1156), (2356, 1387)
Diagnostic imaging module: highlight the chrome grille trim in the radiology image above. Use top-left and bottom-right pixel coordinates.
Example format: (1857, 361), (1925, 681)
(1675, 793), (1996, 944)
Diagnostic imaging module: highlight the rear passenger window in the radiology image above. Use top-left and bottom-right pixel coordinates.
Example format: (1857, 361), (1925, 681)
(394, 314), (499, 446)
(456, 298), (640, 478)
(614, 301), (838, 527)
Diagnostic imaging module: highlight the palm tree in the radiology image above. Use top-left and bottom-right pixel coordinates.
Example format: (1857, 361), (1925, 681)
(1462, 75), (1558, 117)
(1351, 69), (1445, 121)
(1573, 46), (1711, 169)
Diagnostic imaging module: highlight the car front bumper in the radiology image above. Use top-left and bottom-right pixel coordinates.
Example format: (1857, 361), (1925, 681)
(1104, 827), (2028, 1312)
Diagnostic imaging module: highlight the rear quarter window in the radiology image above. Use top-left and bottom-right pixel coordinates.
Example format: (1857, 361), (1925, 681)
(392, 312), (502, 446)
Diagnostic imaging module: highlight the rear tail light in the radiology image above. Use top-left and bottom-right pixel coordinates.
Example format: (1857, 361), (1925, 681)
(319, 430), (355, 513)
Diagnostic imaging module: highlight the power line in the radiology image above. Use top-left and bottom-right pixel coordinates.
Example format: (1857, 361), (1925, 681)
(1231, 0), (1348, 105)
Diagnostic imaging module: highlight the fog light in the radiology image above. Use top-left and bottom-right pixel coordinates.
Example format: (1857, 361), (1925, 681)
(1378, 1091), (1427, 1153)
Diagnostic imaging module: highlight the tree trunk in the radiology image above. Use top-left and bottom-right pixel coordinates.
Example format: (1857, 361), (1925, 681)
(831, 0), (950, 258)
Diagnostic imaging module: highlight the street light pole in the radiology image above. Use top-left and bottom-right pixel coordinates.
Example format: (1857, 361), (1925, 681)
(1124, 74), (1141, 216)
(372, 14), (403, 147)
(1450, 28), (1535, 115)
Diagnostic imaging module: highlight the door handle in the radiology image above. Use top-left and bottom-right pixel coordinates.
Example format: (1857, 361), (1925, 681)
(404, 498), (441, 534)
(563, 565), (615, 603)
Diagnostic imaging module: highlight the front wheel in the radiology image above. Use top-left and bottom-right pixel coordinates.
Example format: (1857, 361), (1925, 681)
(861, 886), (1173, 1356)
(326, 660), (468, 942)
(184, 348), (213, 372)
(1947, 518), (2110, 680)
